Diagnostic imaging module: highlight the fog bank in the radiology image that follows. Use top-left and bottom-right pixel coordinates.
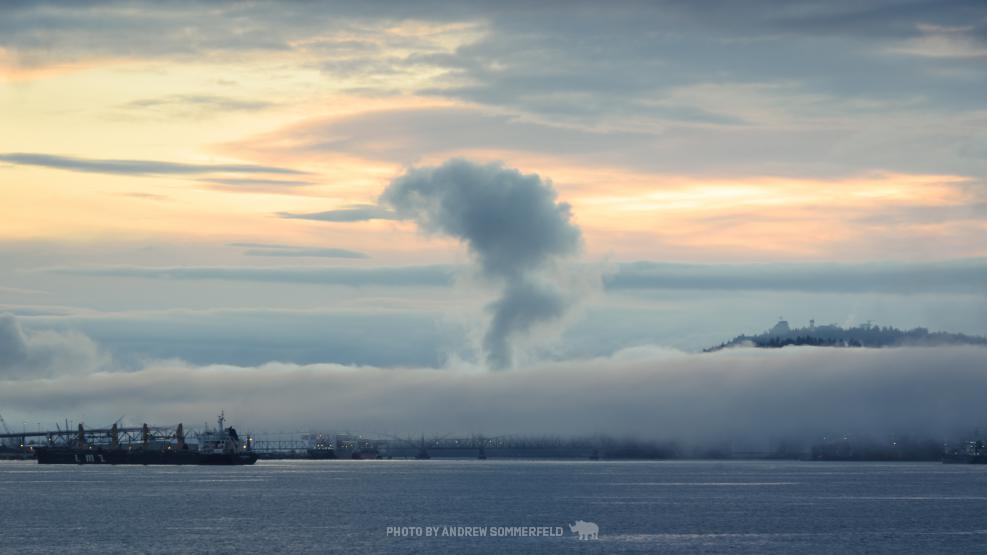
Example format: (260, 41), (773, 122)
(2, 346), (985, 445)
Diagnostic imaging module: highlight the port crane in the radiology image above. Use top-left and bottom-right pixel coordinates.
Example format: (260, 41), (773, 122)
(380, 432), (507, 460)
(0, 412), (10, 435)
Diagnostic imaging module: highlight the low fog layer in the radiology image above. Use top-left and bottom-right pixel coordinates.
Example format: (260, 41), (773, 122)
(0, 313), (107, 378)
(2, 345), (985, 446)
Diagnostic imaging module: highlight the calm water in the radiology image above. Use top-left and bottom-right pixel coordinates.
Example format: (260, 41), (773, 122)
(2, 459), (987, 553)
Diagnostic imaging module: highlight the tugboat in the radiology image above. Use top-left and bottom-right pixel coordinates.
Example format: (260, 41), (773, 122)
(34, 412), (258, 465)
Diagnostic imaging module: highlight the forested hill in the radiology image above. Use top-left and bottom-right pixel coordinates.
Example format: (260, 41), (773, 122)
(705, 321), (987, 352)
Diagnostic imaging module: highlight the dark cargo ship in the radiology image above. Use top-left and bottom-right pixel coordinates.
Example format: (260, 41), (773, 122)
(943, 440), (987, 464)
(34, 414), (257, 466)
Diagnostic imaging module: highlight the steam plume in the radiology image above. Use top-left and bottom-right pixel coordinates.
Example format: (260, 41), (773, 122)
(381, 159), (582, 368)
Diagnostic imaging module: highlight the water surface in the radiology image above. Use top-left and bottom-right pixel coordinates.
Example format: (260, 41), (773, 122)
(2, 459), (985, 553)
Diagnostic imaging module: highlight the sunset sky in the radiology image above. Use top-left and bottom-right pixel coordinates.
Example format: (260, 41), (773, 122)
(3, 1), (985, 260)
(1, 1), (986, 428)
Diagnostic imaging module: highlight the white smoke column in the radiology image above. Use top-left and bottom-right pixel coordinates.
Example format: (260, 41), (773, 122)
(380, 159), (582, 369)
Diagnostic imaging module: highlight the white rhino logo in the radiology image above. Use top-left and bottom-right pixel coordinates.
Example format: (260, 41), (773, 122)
(569, 520), (599, 540)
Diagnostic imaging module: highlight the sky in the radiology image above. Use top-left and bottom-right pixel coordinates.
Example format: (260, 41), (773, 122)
(1, 1), (986, 439)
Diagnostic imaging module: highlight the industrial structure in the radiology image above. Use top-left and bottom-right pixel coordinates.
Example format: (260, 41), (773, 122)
(0, 413), (256, 465)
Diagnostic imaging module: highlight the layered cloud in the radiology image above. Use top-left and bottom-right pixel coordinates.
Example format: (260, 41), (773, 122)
(43, 265), (453, 287)
(3, 1), (985, 259)
(13, 308), (461, 369)
(39, 259), (987, 294)
(607, 259), (987, 294)
(5, 1), (985, 175)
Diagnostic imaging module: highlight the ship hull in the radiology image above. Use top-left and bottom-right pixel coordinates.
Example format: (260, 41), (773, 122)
(306, 448), (338, 460)
(943, 453), (987, 464)
(34, 448), (258, 465)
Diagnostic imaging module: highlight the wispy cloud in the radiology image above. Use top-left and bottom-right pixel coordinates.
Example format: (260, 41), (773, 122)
(244, 107), (651, 167)
(0, 153), (304, 176)
(227, 242), (368, 259)
(205, 178), (311, 187)
(118, 192), (169, 201)
(227, 242), (296, 249)
(45, 265), (452, 287)
(279, 204), (400, 222)
(120, 94), (275, 113)
(242, 249), (368, 259)
(888, 23), (987, 59)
